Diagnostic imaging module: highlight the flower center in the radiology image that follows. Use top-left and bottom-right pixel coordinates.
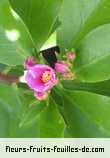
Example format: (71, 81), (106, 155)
(41, 71), (51, 83)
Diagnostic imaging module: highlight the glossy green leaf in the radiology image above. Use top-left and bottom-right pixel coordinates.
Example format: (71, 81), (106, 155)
(20, 97), (65, 138)
(58, 0), (110, 50)
(0, 63), (7, 72)
(0, 0), (35, 66)
(38, 97), (65, 138)
(0, 84), (38, 138)
(0, 82), (21, 137)
(74, 24), (110, 81)
(10, 0), (63, 50)
(0, 83), (65, 137)
(0, 83), (44, 137)
(19, 100), (45, 128)
(52, 87), (110, 137)
(16, 99), (46, 138)
(0, 104), (10, 137)
(62, 79), (110, 97)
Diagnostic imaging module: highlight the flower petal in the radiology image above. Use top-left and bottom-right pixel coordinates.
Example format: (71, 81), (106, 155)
(19, 70), (27, 83)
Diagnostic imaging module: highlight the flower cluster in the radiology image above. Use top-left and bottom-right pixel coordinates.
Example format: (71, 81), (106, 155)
(20, 51), (75, 100)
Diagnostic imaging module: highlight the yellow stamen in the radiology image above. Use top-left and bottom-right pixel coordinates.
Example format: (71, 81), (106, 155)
(42, 71), (51, 83)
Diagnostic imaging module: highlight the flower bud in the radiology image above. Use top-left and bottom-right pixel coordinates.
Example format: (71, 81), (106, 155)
(24, 57), (36, 69)
(62, 72), (75, 80)
(66, 51), (76, 61)
(34, 91), (48, 100)
(55, 61), (69, 74)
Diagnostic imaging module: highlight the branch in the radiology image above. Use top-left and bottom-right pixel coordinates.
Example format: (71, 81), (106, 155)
(0, 72), (19, 84)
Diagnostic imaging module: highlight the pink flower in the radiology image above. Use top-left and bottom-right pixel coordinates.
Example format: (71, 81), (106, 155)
(66, 51), (76, 61)
(55, 61), (69, 74)
(20, 64), (57, 100)
(24, 57), (36, 69)
(25, 64), (57, 92)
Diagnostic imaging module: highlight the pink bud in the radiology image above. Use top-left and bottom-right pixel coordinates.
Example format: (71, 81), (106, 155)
(24, 57), (36, 69)
(55, 61), (69, 74)
(34, 91), (48, 100)
(66, 51), (76, 61)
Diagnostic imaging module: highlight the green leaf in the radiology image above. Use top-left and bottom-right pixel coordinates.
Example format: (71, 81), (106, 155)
(16, 99), (46, 138)
(62, 79), (110, 97)
(58, 0), (110, 50)
(18, 88), (65, 138)
(38, 97), (65, 138)
(19, 100), (45, 128)
(0, 83), (22, 137)
(0, 83), (65, 137)
(0, 105), (10, 137)
(0, 83), (42, 137)
(10, 0), (63, 50)
(52, 87), (110, 137)
(0, 0), (35, 66)
(74, 24), (110, 81)
(0, 63), (7, 72)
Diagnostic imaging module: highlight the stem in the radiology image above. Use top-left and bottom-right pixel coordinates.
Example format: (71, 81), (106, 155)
(0, 72), (19, 84)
